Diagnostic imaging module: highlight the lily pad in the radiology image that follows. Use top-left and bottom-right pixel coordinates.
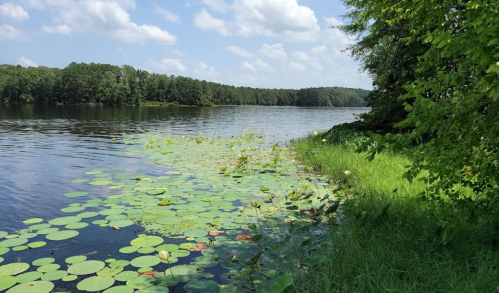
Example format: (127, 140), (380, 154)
(65, 222), (89, 229)
(40, 270), (68, 281)
(126, 275), (156, 289)
(119, 246), (138, 254)
(114, 271), (138, 282)
(16, 271), (42, 283)
(65, 255), (87, 264)
(77, 276), (115, 292)
(184, 279), (219, 293)
(32, 258), (55, 266)
(67, 260), (105, 275)
(49, 216), (82, 226)
(0, 248), (9, 256)
(0, 238), (28, 248)
(130, 256), (161, 268)
(0, 276), (17, 291)
(0, 263), (30, 276)
(46, 230), (79, 241)
(61, 206), (85, 213)
(5, 281), (54, 293)
(130, 236), (164, 248)
(23, 218), (43, 224)
(62, 274), (78, 282)
(37, 264), (60, 273)
(103, 285), (134, 293)
(26, 241), (46, 249)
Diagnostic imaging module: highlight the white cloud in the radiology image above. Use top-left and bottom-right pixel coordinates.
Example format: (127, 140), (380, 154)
(155, 4), (180, 23)
(201, 0), (229, 13)
(18, 0), (45, 9)
(292, 51), (311, 62)
(195, 61), (220, 78)
(259, 43), (287, 59)
(241, 61), (256, 72)
(193, 9), (228, 35)
(40, 0), (176, 45)
(149, 58), (187, 72)
(254, 59), (272, 72)
(18, 56), (37, 67)
(311, 45), (327, 57)
(226, 45), (253, 58)
(288, 61), (305, 71)
(0, 3), (29, 21)
(0, 24), (24, 40)
(194, 0), (320, 42)
(311, 61), (322, 71)
(43, 24), (72, 34)
(173, 49), (185, 56)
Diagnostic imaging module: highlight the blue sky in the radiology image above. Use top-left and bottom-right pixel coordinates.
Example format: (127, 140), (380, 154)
(0, 0), (372, 90)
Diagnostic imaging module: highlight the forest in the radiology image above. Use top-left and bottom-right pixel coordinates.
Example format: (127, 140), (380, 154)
(0, 63), (368, 107)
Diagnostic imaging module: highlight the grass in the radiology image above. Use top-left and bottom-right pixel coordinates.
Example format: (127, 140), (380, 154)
(286, 126), (499, 293)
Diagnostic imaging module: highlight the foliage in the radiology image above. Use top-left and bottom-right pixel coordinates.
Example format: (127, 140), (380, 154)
(0, 63), (369, 107)
(342, 0), (499, 205)
(289, 133), (499, 292)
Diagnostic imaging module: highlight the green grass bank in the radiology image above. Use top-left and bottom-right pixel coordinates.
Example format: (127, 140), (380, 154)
(287, 123), (499, 293)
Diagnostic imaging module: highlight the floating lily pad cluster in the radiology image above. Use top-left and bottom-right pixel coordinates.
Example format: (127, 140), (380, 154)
(0, 131), (339, 292)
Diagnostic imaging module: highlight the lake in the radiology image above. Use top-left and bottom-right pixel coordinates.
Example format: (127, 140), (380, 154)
(0, 105), (369, 293)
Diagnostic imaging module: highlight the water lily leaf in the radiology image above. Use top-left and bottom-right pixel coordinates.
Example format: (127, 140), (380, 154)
(325, 201), (340, 215)
(303, 254), (327, 267)
(0, 263), (30, 276)
(65, 255), (87, 264)
(23, 218), (43, 224)
(134, 285), (167, 293)
(40, 270), (68, 281)
(37, 264), (60, 273)
(119, 246), (138, 254)
(236, 233), (252, 240)
(137, 247), (156, 254)
(114, 271), (138, 282)
(157, 200), (172, 206)
(269, 274), (294, 293)
(97, 266), (123, 277)
(77, 276), (115, 292)
(0, 238), (28, 248)
(26, 241), (46, 249)
(0, 275), (17, 291)
(109, 260), (130, 268)
(49, 216), (82, 226)
(67, 260), (105, 275)
(46, 230), (79, 241)
(130, 256), (161, 268)
(109, 220), (134, 228)
(32, 258), (55, 266)
(184, 279), (219, 293)
(126, 275), (156, 289)
(36, 228), (59, 235)
(61, 206), (85, 213)
(130, 236), (164, 248)
(15, 271), (42, 283)
(62, 274), (78, 282)
(5, 281), (54, 293)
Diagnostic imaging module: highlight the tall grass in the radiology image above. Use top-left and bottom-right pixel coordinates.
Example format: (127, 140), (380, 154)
(287, 131), (499, 293)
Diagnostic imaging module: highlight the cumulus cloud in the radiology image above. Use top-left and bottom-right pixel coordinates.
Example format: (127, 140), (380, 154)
(241, 61), (256, 72)
(254, 59), (272, 72)
(0, 3), (29, 21)
(149, 58), (187, 72)
(38, 0), (176, 45)
(43, 24), (71, 34)
(288, 61), (305, 71)
(0, 24), (25, 40)
(259, 43), (287, 59)
(226, 45), (253, 58)
(195, 61), (220, 78)
(18, 56), (37, 67)
(194, 0), (320, 42)
(292, 51), (311, 62)
(155, 4), (180, 23)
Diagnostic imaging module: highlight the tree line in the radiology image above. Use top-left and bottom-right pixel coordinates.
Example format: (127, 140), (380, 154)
(341, 0), (499, 204)
(0, 62), (368, 107)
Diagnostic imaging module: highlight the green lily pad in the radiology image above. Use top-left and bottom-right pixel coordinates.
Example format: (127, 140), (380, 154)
(0, 232), (7, 239)
(184, 279), (219, 293)
(130, 236), (164, 248)
(49, 216), (82, 226)
(0, 248), (9, 256)
(97, 266), (124, 277)
(179, 242), (197, 249)
(119, 246), (138, 254)
(32, 258), (55, 266)
(104, 285), (134, 293)
(109, 260), (130, 268)
(171, 250), (190, 258)
(135, 285), (168, 293)
(37, 264), (60, 273)
(62, 274), (78, 281)
(64, 191), (88, 198)
(65, 222), (89, 229)
(28, 223), (51, 230)
(72, 179), (89, 183)
(109, 220), (134, 228)
(137, 247), (156, 254)
(36, 228), (59, 235)
(23, 218), (43, 224)
(0, 238), (28, 248)
(61, 206), (85, 213)
(77, 276), (115, 292)
(65, 255), (87, 264)
(40, 270), (68, 281)
(0, 263), (30, 276)
(16, 271), (42, 283)
(155, 244), (178, 252)
(126, 275), (156, 289)
(130, 256), (161, 268)
(77, 212), (99, 218)
(5, 281), (54, 293)
(46, 230), (79, 241)
(26, 241), (46, 249)
(114, 271), (138, 282)
(67, 260), (105, 275)
(0, 276), (17, 291)
(19, 233), (37, 239)
(12, 246), (27, 252)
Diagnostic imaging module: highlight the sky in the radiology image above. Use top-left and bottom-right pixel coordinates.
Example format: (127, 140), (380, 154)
(0, 0), (372, 90)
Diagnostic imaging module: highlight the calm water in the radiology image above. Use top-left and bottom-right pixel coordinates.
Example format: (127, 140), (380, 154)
(0, 104), (368, 291)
